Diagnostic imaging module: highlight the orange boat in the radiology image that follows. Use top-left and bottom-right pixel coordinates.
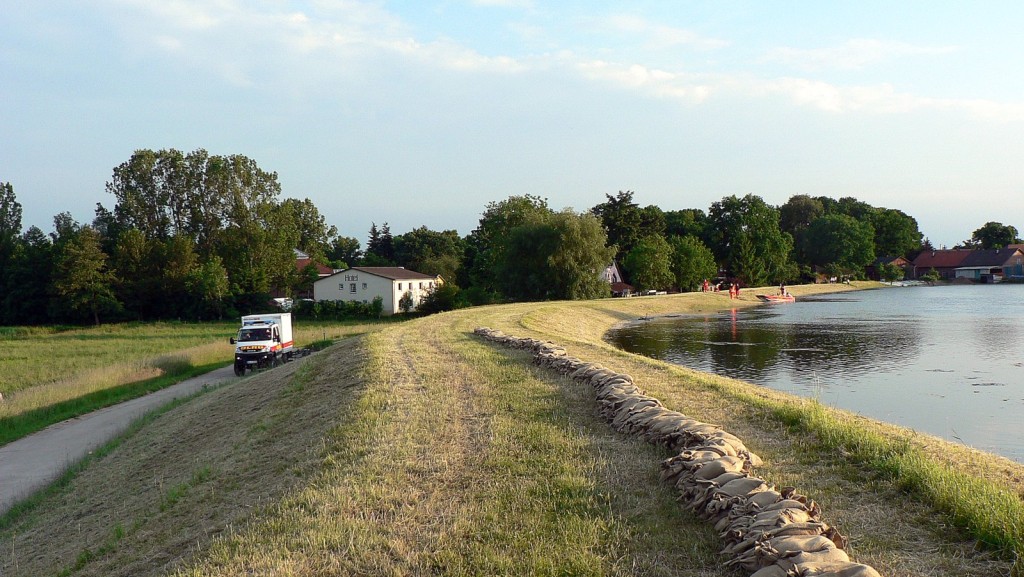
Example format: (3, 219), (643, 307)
(757, 294), (795, 303)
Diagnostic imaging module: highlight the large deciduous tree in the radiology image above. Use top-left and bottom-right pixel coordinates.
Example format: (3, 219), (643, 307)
(623, 235), (674, 292)
(52, 226), (120, 325)
(870, 208), (922, 258)
(393, 226), (465, 282)
(591, 190), (643, 261)
(279, 197), (338, 264)
(803, 214), (875, 272)
(496, 209), (613, 301)
(664, 209), (709, 243)
(968, 221), (1020, 249)
(707, 194), (794, 286)
(328, 236), (362, 269)
(2, 227), (54, 324)
(211, 155), (296, 305)
(668, 235), (718, 292)
(779, 195), (825, 263)
(464, 194), (551, 299)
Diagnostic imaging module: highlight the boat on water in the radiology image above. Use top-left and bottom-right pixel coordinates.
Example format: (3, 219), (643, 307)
(757, 294), (795, 303)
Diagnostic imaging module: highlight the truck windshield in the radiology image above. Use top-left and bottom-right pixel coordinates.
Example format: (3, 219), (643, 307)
(238, 328), (272, 342)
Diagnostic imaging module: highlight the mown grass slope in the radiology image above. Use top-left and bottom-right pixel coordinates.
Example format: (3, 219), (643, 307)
(1, 285), (1021, 576)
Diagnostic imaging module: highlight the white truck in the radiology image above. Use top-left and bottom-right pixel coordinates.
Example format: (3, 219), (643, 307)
(229, 313), (294, 376)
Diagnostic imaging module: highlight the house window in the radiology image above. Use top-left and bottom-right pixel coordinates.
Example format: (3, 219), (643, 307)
(398, 282), (403, 290)
(419, 282), (424, 290)
(350, 283), (357, 293)
(362, 283), (367, 290)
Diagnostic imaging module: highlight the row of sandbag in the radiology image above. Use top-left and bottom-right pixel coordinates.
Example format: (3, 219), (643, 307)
(473, 327), (883, 577)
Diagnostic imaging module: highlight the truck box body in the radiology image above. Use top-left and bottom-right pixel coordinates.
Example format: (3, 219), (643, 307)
(240, 313), (293, 348)
(232, 313), (294, 375)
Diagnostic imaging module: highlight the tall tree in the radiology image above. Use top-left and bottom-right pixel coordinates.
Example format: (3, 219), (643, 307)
(545, 210), (616, 300)
(664, 209), (709, 242)
(52, 227), (120, 325)
(0, 181), (21, 260)
(365, 222), (395, 265)
(591, 190), (643, 261)
(803, 214), (876, 272)
(0, 182), (23, 319)
(967, 221), (1020, 249)
(210, 155), (296, 303)
(464, 195), (551, 297)
(779, 194), (824, 263)
(496, 209), (613, 301)
(279, 197), (337, 263)
(328, 236), (362, 269)
(111, 228), (156, 320)
(668, 235), (718, 292)
(623, 235), (674, 292)
(2, 227), (54, 324)
(870, 208), (922, 257)
(393, 226), (465, 281)
(186, 255), (230, 319)
(707, 194), (794, 286)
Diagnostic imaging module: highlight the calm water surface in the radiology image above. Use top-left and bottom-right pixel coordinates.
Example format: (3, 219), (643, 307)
(607, 285), (1024, 462)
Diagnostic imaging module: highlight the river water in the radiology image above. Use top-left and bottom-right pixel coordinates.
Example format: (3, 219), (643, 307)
(606, 285), (1024, 462)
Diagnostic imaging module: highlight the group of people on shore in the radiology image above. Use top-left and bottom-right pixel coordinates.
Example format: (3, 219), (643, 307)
(701, 279), (742, 299)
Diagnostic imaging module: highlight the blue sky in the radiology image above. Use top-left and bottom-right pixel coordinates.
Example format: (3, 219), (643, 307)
(3, 1), (1023, 249)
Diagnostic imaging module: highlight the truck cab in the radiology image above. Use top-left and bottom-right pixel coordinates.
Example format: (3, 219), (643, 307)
(230, 313), (294, 376)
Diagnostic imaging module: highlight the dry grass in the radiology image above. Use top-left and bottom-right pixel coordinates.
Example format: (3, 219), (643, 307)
(0, 285), (1021, 576)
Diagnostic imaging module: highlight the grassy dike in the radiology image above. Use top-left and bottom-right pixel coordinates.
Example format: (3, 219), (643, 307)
(1, 284), (1021, 576)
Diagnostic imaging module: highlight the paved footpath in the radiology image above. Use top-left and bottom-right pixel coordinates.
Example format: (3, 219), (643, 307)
(0, 365), (238, 516)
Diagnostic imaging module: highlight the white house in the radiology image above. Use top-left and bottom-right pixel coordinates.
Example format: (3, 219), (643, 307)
(312, 267), (440, 315)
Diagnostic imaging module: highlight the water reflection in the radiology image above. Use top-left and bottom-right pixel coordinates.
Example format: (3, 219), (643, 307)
(606, 285), (1024, 462)
(611, 303), (921, 395)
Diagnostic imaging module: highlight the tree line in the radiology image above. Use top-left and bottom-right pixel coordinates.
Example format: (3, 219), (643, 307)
(1, 149), (1018, 325)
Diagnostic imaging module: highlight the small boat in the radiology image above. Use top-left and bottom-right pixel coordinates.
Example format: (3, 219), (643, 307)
(757, 294), (795, 303)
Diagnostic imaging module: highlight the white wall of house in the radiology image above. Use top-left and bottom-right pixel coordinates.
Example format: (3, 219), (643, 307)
(313, 270), (438, 315)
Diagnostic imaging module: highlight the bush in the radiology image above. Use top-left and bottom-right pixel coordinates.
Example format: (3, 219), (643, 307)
(292, 298), (386, 321)
(417, 283), (464, 314)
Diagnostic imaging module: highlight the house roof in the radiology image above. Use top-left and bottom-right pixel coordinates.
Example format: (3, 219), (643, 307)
(296, 257), (334, 276)
(912, 249), (971, 269)
(956, 248), (1024, 269)
(871, 255), (908, 267)
(333, 266), (437, 281)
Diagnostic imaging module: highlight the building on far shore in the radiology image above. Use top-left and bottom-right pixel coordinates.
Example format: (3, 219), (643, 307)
(312, 267), (440, 315)
(910, 249), (971, 280)
(953, 248), (1024, 282)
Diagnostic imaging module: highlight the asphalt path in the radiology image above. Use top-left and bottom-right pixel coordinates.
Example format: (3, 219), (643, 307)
(0, 365), (239, 516)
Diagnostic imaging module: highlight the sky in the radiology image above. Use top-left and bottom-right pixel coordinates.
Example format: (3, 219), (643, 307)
(3, 1), (1024, 249)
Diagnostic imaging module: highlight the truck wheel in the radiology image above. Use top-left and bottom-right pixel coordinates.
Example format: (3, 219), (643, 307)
(234, 363), (245, 377)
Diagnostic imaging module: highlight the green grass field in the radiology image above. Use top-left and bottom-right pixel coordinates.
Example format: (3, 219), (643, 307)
(0, 319), (388, 446)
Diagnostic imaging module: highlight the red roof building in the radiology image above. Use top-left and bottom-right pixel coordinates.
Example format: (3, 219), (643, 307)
(910, 249), (971, 279)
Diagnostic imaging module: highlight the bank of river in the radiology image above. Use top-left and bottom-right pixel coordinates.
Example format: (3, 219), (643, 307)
(607, 283), (1024, 463)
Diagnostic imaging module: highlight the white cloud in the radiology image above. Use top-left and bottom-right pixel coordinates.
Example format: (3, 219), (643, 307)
(599, 14), (729, 51)
(97, 1), (1024, 122)
(762, 39), (957, 72)
(575, 59), (714, 103)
